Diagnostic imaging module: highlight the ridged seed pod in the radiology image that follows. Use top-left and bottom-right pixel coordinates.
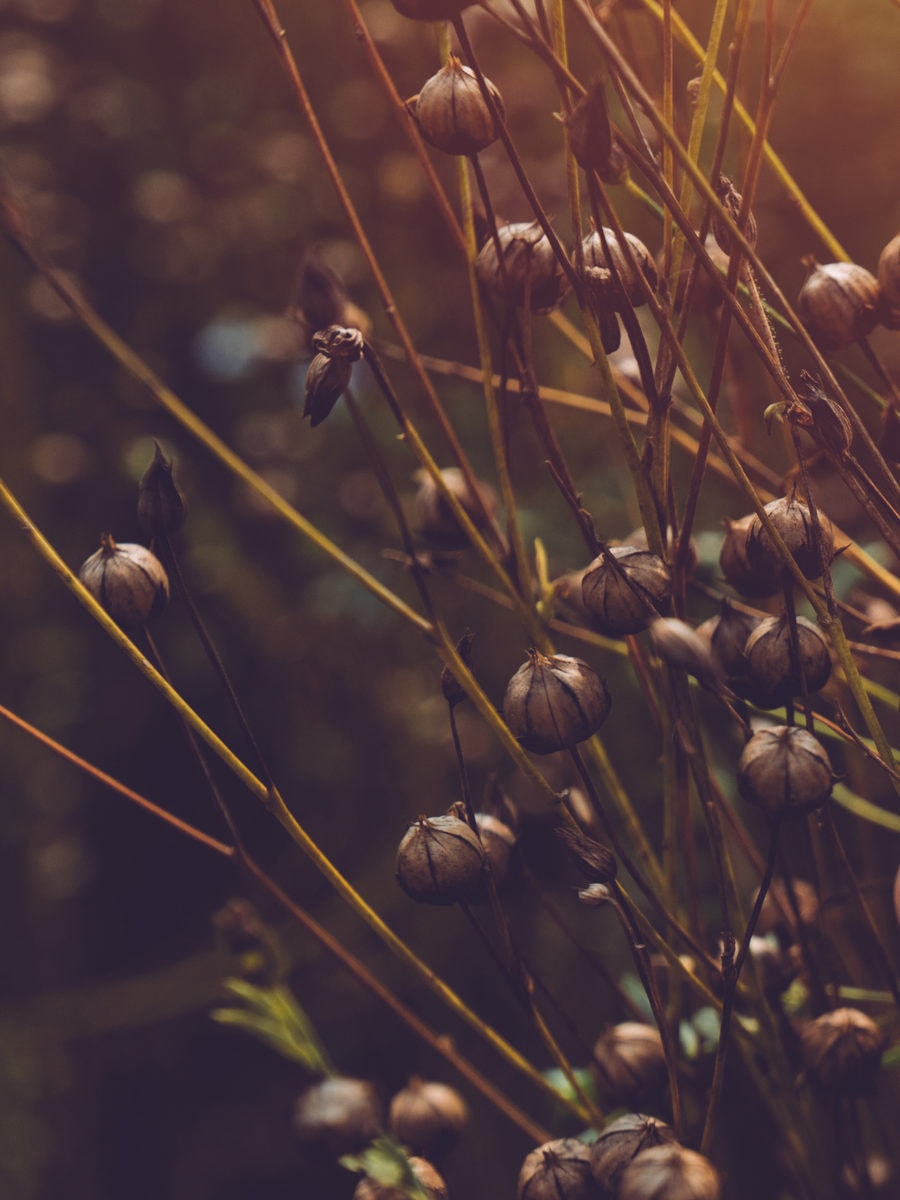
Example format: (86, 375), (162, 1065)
(475, 221), (569, 313)
(503, 651), (611, 755)
(619, 1143), (721, 1200)
(649, 618), (719, 684)
(746, 495), (832, 580)
(581, 547), (671, 636)
(353, 1156), (448, 1200)
(590, 1113), (678, 1198)
(719, 515), (780, 598)
(737, 726), (833, 817)
(411, 57), (503, 156)
(578, 226), (658, 311)
(413, 467), (496, 551)
(303, 350), (352, 427)
(78, 534), (169, 628)
(797, 259), (880, 351)
(389, 1078), (468, 1159)
(396, 815), (486, 904)
(591, 1022), (667, 1110)
(800, 1008), (886, 1095)
(699, 600), (761, 682)
(518, 1138), (594, 1200)
(877, 233), (900, 327)
(293, 1077), (383, 1156)
(742, 614), (831, 709)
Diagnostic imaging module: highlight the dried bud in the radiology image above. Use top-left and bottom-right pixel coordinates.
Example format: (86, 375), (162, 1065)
(796, 258), (880, 351)
(789, 372), (853, 458)
(719, 514), (780, 598)
(440, 630), (474, 706)
(503, 650), (611, 755)
(800, 1008), (886, 1095)
(476, 221), (570, 313)
(137, 443), (185, 538)
(78, 534), (169, 627)
(742, 614), (832, 709)
(590, 1113), (678, 1198)
(293, 249), (369, 348)
(475, 812), (517, 888)
(711, 174), (757, 256)
(746, 495), (833, 580)
(649, 617), (719, 683)
(391, 0), (474, 18)
(389, 1078), (468, 1159)
(557, 824), (617, 884)
(293, 1077), (383, 1156)
(591, 1023), (667, 1110)
(414, 467), (496, 550)
(396, 814), (486, 905)
(518, 1138), (595, 1200)
(664, 233), (729, 316)
(619, 1143), (721, 1200)
(411, 56), (503, 157)
(353, 1157), (448, 1200)
(737, 726), (833, 817)
(303, 351), (352, 427)
(578, 226), (658, 311)
(564, 79), (627, 183)
(312, 324), (364, 360)
(581, 546), (671, 636)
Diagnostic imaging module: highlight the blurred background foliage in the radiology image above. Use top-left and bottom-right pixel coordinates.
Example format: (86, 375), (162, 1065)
(0, 1), (898, 1197)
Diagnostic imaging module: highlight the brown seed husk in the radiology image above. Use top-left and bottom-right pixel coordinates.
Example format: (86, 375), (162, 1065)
(591, 1022), (667, 1110)
(737, 726), (833, 817)
(389, 1077), (468, 1159)
(503, 651), (611, 755)
(746, 495), (832, 580)
(353, 1156), (448, 1200)
(293, 1077), (383, 1156)
(800, 1007), (886, 1095)
(413, 57), (503, 156)
(590, 1113), (678, 1197)
(700, 599), (761, 682)
(518, 1138), (595, 1200)
(475, 221), (570, 313)
(797, 259), (880, 351)
(719, 515), (781, 598)
(742, 614), (832, 709)
(396, 815), (486, 905)
(413, 466), (496, 551)
(78, 534), (170, 628)
(619, 1143), (721, 1200)
(579, 226), (658, 311)
(581, 546), (671, 635)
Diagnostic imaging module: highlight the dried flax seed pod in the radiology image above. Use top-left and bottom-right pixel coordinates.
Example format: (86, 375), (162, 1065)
(414, 467), (496, 551)
(581, 546), (671, 636)
(737, 726), (833, 817)
(590, 1113), (678, 1198)
(742, 614), (831, 709)
(564, 78), (628, 183)
(389, 1078), (468, 1159)
(877, 232), (900, 327)
(746, 495), (832, 580)
(79, 534), (169, 627)
(518, 1138), (594, 1200)
(396, 815), (486, 904)
(649, 617), (719, 684)
(293, 1077), (383, 1156)
(796, 259), (880, 351)
(353, 1157), (448, 1200)
(475, 221), (569, 313)
(411, 57), (503, 156)
(699, 600), (761, 682)
(303, 351), (352, 427)
(719, 515), (780, 598)
(619, 1143), (721, 1200)
(578, 226), (658, 311)
(503, 651), (611, 755)
(591, 1022), (667, 1110)
(800, 1008), (886, 1095)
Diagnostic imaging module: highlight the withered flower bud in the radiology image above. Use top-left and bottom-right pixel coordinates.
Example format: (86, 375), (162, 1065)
(353, 1157), (448, 1200)
(711, 173), (757, 256)
(746, 494), (833, 580)
(742, 613), (832, 709)
(797, 258), (880, 351)
(440, 629), (474, 707)
(786, 372), (853, 457)
(411, 56), (503, 157)
(396, 814), (486, 905)
(581, 546), (671, 636)
(293, 1077), (383, 1156)
(389, 1078), (468, 1159)
(312, 324), (364, 360)
(503, 650), (611, 755)
(800, 1008), (886, 1095)
(79, 534), (169, 627)
(664, 233), (729, 316)
(557, 824), (617, 884)
(391, 0), (474, 18)
(591, 1022), (667, 1110)
(518, 1138), (594, 1200)
(737, 725), (833, 817)
(137, 442), (185, 538)
(649, 617), (719, 684)
(578, 226), (658, 311)
(476, 221), (570, 313)
(414, 466), (496, 550)
(564, 79), (627, 183)
(719, 514), (780, 598)
(590, 1113), (678, 1198)
(303, 351), (352, 427)
(619, 1143), (721, 1200)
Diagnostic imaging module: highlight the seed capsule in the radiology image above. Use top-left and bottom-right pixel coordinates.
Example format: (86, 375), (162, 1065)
(619, 1143), (721, 1200)
(503, 651), (611, 755)
(711, 173), (757, 256)
(800, 1008), (886, 1095)
(649, 617), (719, 684)
(877, 232), (900, 327)
(518, 1138), (594, 1200)
(411, 57), (503, 156)
(293, 1077), (383, 1156)
(578, 226), (658, 311)
(78, 534), (169, 627)
(742, 614), (831, 709)
(746, 495), (832, 580)
(353, 1156), (448, 1200)
(389, 1078), (468, 1159)
(591, 1022), (667, 1110)
(564, 79), (627, 183)
(737, 726), (833, 817)
(137, 442), (185, 538)
(303, 350), (352, 427)
(719, 515), (780, 598)
(475, 221), (570, 313)
(581, 546), (671, 636)
(413, 467), (496, 551)
(797, 259), (880, 351)
(396, 814), (486, 905)
(590, 1113), (678, 1198)
(699, 599), (761, 682)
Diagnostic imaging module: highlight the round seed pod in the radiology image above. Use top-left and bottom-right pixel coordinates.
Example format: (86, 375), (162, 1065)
(742, 614), (832, 709)
(475, 221), (570, 313)
(518, 1138), (594, 1200)
(878, 233), (900, 307)
(719, 515), (780, 598)
(578, 226), (658, 310)
(796, 259), (880, 351)
(737, 726), (833, 818)
(800, 1008), (886, 1095)
(503, 651), (611, 755)
(699, 600), (761, 682)
(590, 1113), (678, 1198)
(412, 56), (503, 157)
(663, 233), (730, 316)
(353, 1156), (448, 1200)
(389, 1078), (468, 1159)
(391, 0), (474, 18)
(649, 618), (719, 684)
(413, 467), (496, 551)
(746, 495), (832, 581)
(475, 811), (517, 888)
(623, 524), (698, 576)
(619, 1143), (721, 1200)
(396, 815), (486, 905)
(293, 1077), (383, 1157)
(78, 534), (169, 628)
(581, 546), (671, 636)
(591, 1022), (667, 1111)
